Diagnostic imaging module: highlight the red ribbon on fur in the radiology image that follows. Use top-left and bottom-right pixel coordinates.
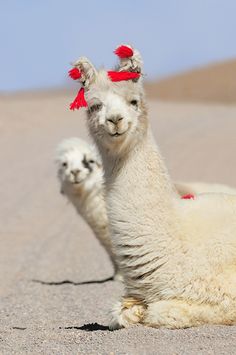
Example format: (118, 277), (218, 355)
(108, 71), (140, 82)
(68, 68), (81, 80)
(69, 71), (140, 110)
(69, 53), (140, 109)
(181, 194), (195, 200)
(114, 45), (133, 58)
(70, 88), (87, 110)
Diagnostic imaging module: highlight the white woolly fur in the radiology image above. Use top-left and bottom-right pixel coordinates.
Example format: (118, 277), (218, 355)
(71, 47), (236, 329)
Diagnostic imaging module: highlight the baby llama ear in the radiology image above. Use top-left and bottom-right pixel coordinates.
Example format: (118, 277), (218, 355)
(68, 57), (97, 110)
(114, 44), (143, 74)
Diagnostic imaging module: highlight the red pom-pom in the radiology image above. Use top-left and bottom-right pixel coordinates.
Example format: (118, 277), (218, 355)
(114, 45), (133, 58)
(108, 71), (140, 82)
(70, 88), (87, 110)
(181, 194), (195, 200)
(68, 67), (81, 80)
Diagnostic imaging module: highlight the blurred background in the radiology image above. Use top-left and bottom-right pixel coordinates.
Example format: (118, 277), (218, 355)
(1, 0), (236, 102)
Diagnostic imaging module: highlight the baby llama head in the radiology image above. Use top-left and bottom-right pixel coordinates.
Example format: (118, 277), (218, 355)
(56, 137), (102, 195)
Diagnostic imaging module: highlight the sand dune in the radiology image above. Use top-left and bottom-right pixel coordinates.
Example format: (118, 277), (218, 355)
(0, 92), (236, 353)
(146, 59), (236, 103)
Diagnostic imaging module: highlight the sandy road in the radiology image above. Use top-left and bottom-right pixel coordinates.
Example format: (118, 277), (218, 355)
(0, 92), (236, 354)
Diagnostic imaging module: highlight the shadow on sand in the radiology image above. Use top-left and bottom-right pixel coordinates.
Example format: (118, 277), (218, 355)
(32, 276), (114, 286)
(59, 323), (110, 331)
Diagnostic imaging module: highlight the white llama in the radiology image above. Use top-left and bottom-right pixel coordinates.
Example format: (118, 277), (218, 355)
(55, 137), (120, 279)
(70, 45), (236, 329)
(56, 138), (236, 283)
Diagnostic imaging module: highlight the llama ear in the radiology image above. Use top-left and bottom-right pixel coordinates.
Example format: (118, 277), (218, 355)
(72, 57), (97, 88)
(114, 44), (143, 75)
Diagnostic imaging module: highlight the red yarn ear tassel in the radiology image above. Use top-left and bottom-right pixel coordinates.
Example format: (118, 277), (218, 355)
(68, 67), (81, 80)
(108, 71), (140, 82)
(70, 87), (87, 110)
(114, 45), (133, 58)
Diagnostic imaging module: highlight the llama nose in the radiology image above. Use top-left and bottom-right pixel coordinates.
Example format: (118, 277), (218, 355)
(106, 115), (124, 124)
(71, 169), (80, 176)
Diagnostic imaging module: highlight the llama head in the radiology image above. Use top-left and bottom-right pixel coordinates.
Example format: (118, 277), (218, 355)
(87, 72), (147, 155)
(56, 138), (103, 194)
(72, 45), (147, 156)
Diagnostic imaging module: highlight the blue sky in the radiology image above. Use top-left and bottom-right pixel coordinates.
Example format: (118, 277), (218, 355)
(1, 0), (236, 91)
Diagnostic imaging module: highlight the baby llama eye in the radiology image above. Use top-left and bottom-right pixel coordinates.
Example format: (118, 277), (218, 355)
(130, 99), (138, 106)
(89, 160), (95, 164)
(62, 162), (68, 168)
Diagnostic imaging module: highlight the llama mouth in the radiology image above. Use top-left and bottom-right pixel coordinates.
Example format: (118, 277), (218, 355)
(73, 179), (84, 185)
(72, 174), (91, 185)
(109, 131), (126, 138)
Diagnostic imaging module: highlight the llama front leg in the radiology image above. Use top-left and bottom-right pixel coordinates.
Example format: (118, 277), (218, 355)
(109, 297), (147, 330)
(143, 299), (234, 329)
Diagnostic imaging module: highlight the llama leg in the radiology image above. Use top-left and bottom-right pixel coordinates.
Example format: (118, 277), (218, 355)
(143, 299), (235, 329)
(109, 297), (147, 330)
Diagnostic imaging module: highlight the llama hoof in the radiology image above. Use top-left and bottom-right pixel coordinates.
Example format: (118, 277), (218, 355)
(109, 298), (146, 330)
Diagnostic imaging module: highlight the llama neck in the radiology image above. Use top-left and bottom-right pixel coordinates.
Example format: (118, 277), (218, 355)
(64, 181), (110, 247)
(101, 127), (177, 214)
(68, 182), (120, 272)
(98, 126), (179, 297)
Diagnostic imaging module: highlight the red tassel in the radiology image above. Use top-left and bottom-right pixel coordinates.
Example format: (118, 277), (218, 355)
(70, 88), (87, 110)
(68, 67), (81, 80)
(108, 71), (140, 82)
(114, 45), (133, 58)
(181, 194), (195, 200)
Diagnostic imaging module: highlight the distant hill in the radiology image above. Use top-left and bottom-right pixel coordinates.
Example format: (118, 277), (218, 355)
(2, 59), (236, 104)
(145, 59), (236, 103)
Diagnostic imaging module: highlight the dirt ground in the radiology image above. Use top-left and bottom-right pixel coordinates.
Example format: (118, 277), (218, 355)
(0, 92), (236, 354)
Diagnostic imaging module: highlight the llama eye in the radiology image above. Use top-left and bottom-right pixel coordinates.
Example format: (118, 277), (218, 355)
(89, 160), (95, 164)
(130, 99), (138, 107)
(89, 103), (103, 113)
(62, 162), (68, 168)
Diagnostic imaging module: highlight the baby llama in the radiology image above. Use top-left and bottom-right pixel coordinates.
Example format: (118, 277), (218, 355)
(69, 45), (236, 329)
(56, 137), (121, 279)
